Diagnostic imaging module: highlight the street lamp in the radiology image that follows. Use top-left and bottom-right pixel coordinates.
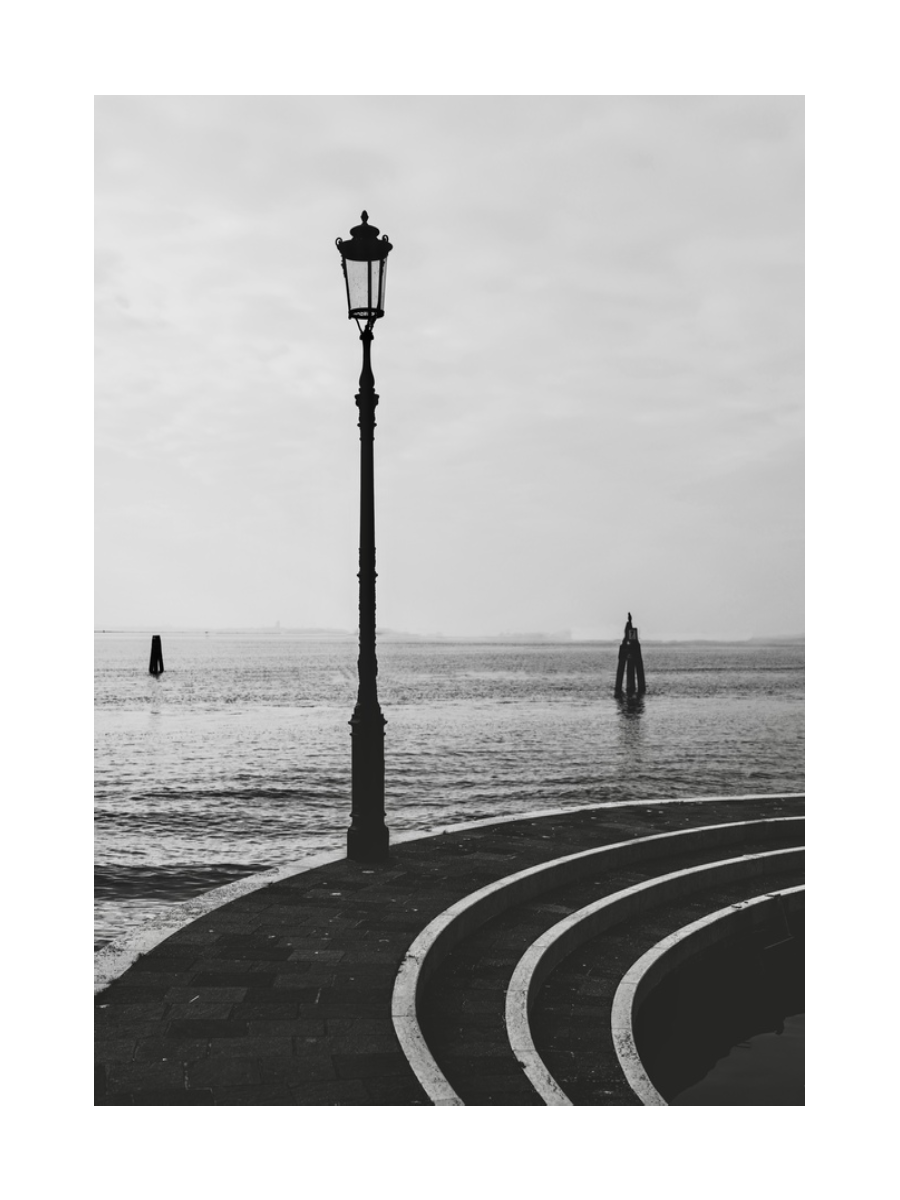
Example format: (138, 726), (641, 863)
(336, 211), (393, 862)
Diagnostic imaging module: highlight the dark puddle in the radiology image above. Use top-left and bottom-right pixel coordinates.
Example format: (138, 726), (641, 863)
(636, 913), (804, 1106)
(672, 1012), (804, 1105)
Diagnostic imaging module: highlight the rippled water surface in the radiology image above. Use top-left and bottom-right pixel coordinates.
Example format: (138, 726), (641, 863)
(95, 634), (804, 948)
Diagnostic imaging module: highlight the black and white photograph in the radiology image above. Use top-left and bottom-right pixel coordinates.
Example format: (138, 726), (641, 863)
(94, 95), (805, 1110)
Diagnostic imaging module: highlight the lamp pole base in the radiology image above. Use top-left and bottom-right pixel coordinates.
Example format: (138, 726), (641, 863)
(347, 823), (390, 863)
(347, 702), (389, 862)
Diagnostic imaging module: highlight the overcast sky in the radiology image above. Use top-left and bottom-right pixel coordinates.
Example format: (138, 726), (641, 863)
(95, 96), (803, 641)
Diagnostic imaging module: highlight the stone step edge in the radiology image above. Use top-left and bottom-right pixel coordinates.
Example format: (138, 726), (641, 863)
(505, 846), (805, 1105)
(392, 817), (803, 1106)
(611, 885), (806, 1105)
(95, 792), (803, 995)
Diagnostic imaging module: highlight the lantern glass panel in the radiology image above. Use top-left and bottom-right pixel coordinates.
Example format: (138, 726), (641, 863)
(345, 258), (373, 319)
(376, 257), (387, 313)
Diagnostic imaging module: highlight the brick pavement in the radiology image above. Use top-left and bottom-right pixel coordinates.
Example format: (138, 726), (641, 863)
(95, 795), (804, 1105)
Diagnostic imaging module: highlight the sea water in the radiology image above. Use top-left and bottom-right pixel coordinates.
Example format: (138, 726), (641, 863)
(94, 634), (804, 949)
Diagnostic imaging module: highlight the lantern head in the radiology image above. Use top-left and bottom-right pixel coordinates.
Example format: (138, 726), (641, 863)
(336, 211), (393, 329)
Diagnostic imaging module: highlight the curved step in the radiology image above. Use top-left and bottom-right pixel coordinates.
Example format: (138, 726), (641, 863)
(610, 885), (805, 1104)
(505, 845), (804, 1104)
(392, 817), (803, 1105)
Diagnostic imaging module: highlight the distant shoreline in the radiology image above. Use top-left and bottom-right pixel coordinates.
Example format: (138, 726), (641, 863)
(94, 628), (804, 646)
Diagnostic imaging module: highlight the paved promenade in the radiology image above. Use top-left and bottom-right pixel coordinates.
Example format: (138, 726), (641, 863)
(95, 794), (804, 1105)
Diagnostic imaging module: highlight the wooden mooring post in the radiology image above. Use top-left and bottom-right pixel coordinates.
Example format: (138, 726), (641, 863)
(614, 612), (645, 696)
(148, 635), (164, 676)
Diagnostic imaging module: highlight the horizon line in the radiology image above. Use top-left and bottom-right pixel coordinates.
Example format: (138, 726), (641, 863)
(94, 626), (805, 644)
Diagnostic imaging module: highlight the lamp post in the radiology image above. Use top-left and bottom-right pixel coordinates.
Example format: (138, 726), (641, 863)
(336, 211), (393, 862)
